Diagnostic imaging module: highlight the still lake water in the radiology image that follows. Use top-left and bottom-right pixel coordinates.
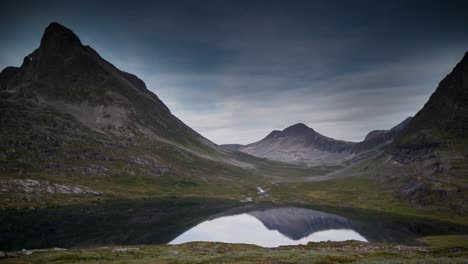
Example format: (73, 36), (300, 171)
(170, 207), (367, 247)
(0, 199), (466, 250)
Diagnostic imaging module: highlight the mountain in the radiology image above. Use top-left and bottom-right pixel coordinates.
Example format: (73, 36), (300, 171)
(375, 52), (468, 214)
(223, 119), (411, 165)
(0, 23), (275, 206)
(0, 23), (212, 149)
(2, 22), (466, 216)
(394, 52), (468, 150)
(231, 123), (353, 165)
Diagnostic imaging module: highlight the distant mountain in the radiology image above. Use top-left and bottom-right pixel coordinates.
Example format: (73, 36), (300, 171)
(230, 123), (353, 165)
(222, 119), (411, 165)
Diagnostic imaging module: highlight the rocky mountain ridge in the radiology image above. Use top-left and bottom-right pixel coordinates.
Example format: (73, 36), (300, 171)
(0, 22), (268, 205)
(0, 23), (214, 150)
(223, 118), (412, 165)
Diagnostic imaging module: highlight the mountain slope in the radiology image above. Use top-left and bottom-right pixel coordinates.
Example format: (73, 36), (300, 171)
(0, 23), (287, 206)
(366, 52), (468, 214)
(236, 123), (354, 165)
(224, 119), (411, 165)
(350, 117), (412, 154)
(395, 52), (468, 145)
(0, 23), (214, 152)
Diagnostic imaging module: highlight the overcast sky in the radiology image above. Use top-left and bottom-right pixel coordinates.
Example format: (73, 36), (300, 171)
(1, 0), (468, 144)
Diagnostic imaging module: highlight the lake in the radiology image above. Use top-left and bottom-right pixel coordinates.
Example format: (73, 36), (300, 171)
(0, 198), (466, 251)
(170, 207), (367, 247)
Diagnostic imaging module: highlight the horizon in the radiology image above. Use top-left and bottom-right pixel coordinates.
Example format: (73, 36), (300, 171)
(1, 0), (468, 144)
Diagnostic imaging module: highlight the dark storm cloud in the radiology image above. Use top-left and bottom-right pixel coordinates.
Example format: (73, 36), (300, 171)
(1, 0), (468, 143)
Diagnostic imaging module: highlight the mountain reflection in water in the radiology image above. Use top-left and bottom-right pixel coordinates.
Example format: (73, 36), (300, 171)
(1, 199), (466, 251)
(170, 207), (367, 247)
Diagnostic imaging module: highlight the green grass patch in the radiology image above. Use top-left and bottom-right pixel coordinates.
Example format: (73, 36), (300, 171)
(419, 235), (468, 248)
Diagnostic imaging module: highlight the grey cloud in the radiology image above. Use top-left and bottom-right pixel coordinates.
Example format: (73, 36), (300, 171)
(136, 47), (464, 144)
(1, 0), (468, 144)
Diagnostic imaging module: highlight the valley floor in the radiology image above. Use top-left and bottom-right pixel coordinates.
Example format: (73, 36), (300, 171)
(1, 238), (467, 264)
(2, 151), (467, 263)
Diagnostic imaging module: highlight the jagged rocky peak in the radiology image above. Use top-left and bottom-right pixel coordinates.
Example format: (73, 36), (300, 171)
(40, 22), (83, 50)
(1, 22), (103, 96)
(3, 22), (152, 105)
(24, 22), (86, 71)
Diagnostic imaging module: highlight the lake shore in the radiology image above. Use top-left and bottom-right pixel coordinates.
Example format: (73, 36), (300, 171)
(1, 238), (468, 264)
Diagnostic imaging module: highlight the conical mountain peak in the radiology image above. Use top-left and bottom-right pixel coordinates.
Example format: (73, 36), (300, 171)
(288, 123), (310, 130)
(40, 22), (82, 49)
(283, 123), (314, 136)
(35, 22), (84, 66)
(1, 22), (214, 150)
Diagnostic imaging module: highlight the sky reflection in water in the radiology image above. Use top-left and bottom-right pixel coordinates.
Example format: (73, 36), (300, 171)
(170, 210), (367, 247)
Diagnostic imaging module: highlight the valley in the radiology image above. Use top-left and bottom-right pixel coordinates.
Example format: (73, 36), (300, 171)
(0, 21), (467, 263)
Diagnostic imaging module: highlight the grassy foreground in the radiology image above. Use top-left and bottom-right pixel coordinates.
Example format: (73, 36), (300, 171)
(1, 239), (467, 264)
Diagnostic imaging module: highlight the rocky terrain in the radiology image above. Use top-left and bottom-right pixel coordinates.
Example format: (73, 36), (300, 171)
(0, 179), (101, 196)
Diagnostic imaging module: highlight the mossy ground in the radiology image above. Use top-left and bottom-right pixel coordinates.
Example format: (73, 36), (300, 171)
(2, 241), (467, 264)
(1, 165), (467, 226)
(419, 235), (468, 249)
